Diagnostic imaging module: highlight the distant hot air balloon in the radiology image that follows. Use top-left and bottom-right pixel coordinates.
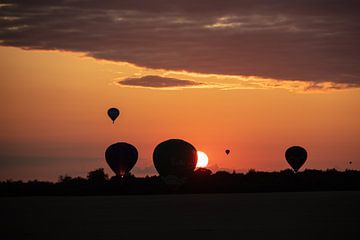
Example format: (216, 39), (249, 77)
(153, 139), (197, 177)
(285, 146), (307, 172)
(105, 142), (138, 176)
(225, 149), (230, 155)
(107, 108), (120, 123)
(349, 161), (352, 165)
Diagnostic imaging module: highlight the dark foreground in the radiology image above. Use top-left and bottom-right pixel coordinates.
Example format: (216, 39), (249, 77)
(1, 191), (359, 240)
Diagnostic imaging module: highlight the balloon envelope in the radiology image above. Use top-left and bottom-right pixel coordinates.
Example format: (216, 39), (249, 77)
(153, 139), (197, 177)
(225, 149), (230, 155)
(107, 108), (120, 123)
(105, 142), (138, 176)
(285, 146), (307, 172)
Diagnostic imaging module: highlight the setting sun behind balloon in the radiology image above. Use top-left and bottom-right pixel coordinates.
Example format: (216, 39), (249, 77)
(196, 151), (209, 168)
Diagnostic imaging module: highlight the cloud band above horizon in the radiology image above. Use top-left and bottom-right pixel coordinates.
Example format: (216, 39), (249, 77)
(1, 0), (359, 86)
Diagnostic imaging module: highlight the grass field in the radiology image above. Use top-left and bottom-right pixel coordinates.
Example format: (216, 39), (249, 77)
(1, 191), (359, 239)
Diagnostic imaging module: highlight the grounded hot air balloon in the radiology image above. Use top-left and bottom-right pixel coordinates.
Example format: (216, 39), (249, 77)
(153, 139), (197, 177)
(285, 146), (307, 172)
(107, 108), (120, 123)
(105, 142), (138, 176)
(225, 149), (230, 155)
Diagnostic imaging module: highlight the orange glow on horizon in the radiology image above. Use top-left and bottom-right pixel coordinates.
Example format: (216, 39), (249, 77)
(0, 46), (359, 181)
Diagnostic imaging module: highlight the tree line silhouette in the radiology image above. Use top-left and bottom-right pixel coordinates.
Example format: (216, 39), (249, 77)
(1, 168), (359, 196)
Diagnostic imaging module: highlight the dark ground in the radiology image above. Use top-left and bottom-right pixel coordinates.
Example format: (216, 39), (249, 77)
(1, 191), (359, 240)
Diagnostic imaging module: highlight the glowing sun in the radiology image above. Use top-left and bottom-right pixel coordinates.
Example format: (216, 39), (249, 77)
(196, 151), (209, 168)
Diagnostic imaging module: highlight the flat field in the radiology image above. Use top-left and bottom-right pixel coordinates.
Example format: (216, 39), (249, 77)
(1, 191), (359, 239)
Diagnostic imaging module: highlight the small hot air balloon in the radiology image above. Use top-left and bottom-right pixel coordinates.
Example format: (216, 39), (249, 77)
(107, 108), (120, 123)
(285, 146), (307, 172)
(105, 142), (138, 176)
(349, 161), (352, 165)
(225, 149), (230, 155)
(153, 139), (197, 177)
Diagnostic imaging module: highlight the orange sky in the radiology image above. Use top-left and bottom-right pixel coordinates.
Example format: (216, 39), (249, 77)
(0, 46), (359, 181)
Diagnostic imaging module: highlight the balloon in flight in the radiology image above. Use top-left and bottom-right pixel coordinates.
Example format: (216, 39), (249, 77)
(105, 142), (138, 176)
(107, 108), (120, 123)
(225, 149), (230, 155)
(285, 146), (307, 172)
(153, 139), (197, 177)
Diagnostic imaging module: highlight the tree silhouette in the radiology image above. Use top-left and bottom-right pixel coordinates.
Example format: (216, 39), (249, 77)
(1, 168), (360, 196)
(87, 168), (108, 183)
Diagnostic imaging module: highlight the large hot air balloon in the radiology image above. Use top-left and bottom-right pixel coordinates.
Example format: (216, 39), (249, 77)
(225, 149), (230, 155)
(105, 142), (138, 176)
(153, 139), (197, 177)
(107, 108), (120, 123)
(285, 146), (307, 172)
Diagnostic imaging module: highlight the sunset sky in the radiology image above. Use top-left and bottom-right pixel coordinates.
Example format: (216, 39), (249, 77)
(1, 0), (359, 181)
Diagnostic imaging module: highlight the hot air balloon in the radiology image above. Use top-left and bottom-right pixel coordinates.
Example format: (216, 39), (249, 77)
(225, 149), (230, 155)
(285, 146), (307, 172)
(107, 108), (120, 123)
(153, 139), (197, 177)
(105, 142), (138, 176)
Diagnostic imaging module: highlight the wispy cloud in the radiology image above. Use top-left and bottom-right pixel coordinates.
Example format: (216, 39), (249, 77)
(118, 75), (204, 89)
(115, 71), (357, 92)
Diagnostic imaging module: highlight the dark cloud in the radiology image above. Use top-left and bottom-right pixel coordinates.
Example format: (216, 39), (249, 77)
(119, 75), (203, 88)
(1, 0), (359, 85)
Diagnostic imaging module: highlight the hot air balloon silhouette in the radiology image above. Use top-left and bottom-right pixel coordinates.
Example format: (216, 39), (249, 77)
(285, 146), (307, 172)
(105, 142), (138, 176)
(107, 108), (120, 123)
(153, 139), (197, 177)
(225, 149), (230, 155)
